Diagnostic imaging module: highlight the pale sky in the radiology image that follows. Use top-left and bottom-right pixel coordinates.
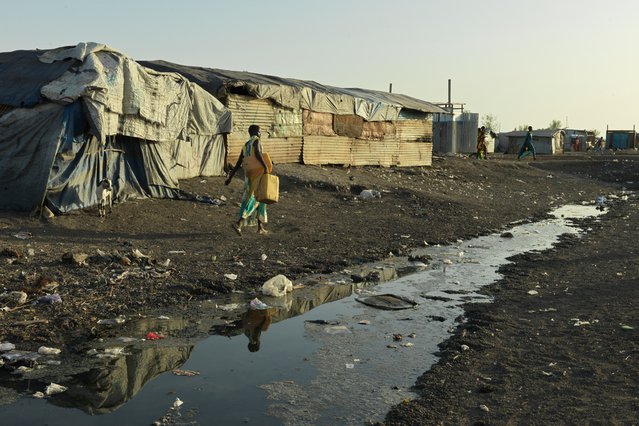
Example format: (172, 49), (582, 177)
(3, 0), (638, 136)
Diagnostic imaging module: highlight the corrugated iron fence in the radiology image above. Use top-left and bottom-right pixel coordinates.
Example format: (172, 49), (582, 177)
(226, 94), (433, 167)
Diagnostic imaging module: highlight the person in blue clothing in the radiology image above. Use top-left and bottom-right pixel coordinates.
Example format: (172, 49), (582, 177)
(517, 126), (537, 160)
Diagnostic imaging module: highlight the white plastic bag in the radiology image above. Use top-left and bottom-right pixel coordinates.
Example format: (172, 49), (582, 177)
(261, 274), (293, 297)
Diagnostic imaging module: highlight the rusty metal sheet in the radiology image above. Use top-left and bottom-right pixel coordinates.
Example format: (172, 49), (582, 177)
(302, 136), (352, 165)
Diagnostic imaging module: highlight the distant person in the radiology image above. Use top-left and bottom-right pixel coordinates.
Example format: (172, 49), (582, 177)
(476, 126), (488, 159)
(595, 136), (605, 153)
(572, 137), (580, 152)
(517, 126), (537, 160)
(242, 307), (274, 352)
(225, 124), (270, 235)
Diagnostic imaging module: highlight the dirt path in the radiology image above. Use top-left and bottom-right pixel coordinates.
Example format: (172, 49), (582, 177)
(1, 154), (637, 423)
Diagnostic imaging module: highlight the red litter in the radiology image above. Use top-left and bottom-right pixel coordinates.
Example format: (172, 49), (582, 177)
(146, 332), (165, 340)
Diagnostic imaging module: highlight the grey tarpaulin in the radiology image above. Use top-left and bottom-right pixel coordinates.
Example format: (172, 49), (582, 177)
(140, 61), (448, 121)
(0, 42), (232, 213)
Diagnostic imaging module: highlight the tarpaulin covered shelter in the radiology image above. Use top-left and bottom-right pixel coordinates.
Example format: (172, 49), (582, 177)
(0, 42), (232, 213)
(141, 61), (447, 168)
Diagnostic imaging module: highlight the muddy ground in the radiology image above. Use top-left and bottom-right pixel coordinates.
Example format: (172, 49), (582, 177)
(0, 152), (637, 424)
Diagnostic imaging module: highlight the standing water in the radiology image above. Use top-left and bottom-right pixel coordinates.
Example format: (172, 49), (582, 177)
(0, 204), (605, 425)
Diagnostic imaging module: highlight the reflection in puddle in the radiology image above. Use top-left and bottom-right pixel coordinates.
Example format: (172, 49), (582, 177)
(0, 204), (608, 425)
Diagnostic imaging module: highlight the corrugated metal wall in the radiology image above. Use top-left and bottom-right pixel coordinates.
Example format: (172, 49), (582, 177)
(398, 142), (433, 166)
(432, 112), (478, 154)
(303, 137), (433, 167)
(351, 140), (398, 166)
(303, 136), (352, 165)
(226, 95), (433, 167)
(395, 119), (433, 142)
(227, 94), (303, 164)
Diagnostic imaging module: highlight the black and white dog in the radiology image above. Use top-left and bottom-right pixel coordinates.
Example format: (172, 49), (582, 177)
(97, 178), (113, 217)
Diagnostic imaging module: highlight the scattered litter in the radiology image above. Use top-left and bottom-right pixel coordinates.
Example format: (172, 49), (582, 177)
(173, 369), (200, 376)
(620, 324), (634, 330)
(358, 320), (371, 325)
(479, 404), (490, 413)
(62, 252), (88, 266)
(96, 347), (126, 358)
(387, 344), (398, 349)
(407, 332), (416, 338)
(97, 316), (126, 325)
(12, 231), (32, 240)
(131, 248), (149, 259)
(527, 290), (539, 295)
(461, 344), (470, 351)
(217, 303), (242, 311)
(249, 298), (268, 310)
(572, 319), (590, 326)
(32, 391), (45, 399)
(224, 273), (238, 280)
(45, 383), (67, 396)
(324, 325), (351, 335)
(541, 371), (553, 376)
(146, 332), (165, 340)
(355, 294), (418, 310)
(157, 315), (170, 320)
(168, 250), (186, 255)
(392, 333), (403, 341)
(38, 346), (61, 356)
(37, 293), (62, 304)
(0, 342), (16, 351)
(345, 363), (355, 369)
(261, 274), (293, 297)
(595, 196), (606, 205)
(401, 342), (414, 347)
(116, 337), (139, 343)
(172, 397), (183, 410)
(305, 319), (339, 325)
(359, 189), (381, 200)
(261, 253), (268, 262)
(86, 349), (98, 356)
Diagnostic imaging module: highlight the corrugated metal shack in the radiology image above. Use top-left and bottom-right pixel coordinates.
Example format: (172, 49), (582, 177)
(140, 61), (447, 168)
(499, 129), (565, 155)
(563, 129), (589, 152)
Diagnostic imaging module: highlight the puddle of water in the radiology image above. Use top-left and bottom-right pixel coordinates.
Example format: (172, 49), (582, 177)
(0, 204), (606, 425)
